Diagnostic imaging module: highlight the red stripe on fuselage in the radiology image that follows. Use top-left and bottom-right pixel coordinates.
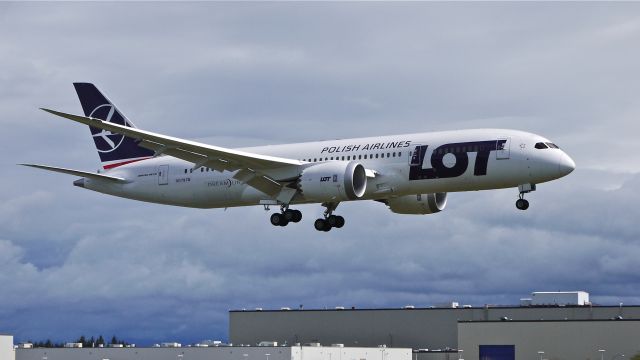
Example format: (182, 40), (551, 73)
(103, 157), (152, 170)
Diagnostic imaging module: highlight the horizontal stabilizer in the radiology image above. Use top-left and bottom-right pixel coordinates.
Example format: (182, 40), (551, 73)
(19, 164), (128, 183)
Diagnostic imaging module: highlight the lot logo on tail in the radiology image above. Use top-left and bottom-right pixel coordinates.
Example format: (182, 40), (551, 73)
(89, 104), (126, 153)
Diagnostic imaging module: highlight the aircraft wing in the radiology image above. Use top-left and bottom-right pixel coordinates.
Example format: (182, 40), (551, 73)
(40, 108), (304, 198)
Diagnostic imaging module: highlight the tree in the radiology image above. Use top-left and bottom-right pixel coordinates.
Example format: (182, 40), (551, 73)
(44, 339), (52, 348)
(97, 335), (105, 346)
(111, 335), (118, 345)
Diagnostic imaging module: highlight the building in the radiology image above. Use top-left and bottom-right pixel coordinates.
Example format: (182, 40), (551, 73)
(229, 305), (639, 350)
(8, 291), (640, 360)
(458, 319), (640, 360)
(530, 291), (590, 306)
(1, 334), (15, 360)
(16, 344), (410, 360)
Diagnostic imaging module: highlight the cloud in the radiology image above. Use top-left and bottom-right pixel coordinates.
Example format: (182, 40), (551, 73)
(0, 1), (639, 346)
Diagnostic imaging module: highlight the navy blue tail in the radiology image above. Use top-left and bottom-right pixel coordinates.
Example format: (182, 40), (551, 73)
(73, 83), (154, 169)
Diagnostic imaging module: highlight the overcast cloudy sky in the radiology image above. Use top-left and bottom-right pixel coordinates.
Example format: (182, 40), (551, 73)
(1, 2), (640, 346)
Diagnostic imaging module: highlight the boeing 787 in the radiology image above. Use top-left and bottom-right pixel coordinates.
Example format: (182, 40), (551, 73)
(22, 83), (575, 231)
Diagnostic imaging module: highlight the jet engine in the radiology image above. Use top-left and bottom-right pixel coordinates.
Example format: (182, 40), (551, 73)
(385, 193), (447, 214)
(299, 161), (367, 202)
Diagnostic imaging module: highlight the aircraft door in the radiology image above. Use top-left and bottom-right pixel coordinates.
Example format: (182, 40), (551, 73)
(496, 137), (511, 160)
(158, 165), (169, 185)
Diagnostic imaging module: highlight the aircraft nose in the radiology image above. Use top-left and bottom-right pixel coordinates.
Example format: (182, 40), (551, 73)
(558, 152), (576, 177)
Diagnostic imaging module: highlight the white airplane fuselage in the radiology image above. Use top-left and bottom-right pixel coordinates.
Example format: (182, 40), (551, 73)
(78, 128), (574, 209)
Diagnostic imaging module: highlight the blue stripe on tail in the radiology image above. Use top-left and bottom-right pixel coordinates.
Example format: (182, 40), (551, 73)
(73, 83), (154, 167)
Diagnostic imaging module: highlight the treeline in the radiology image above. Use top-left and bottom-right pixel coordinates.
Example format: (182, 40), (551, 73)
(28, 335), (130, 348)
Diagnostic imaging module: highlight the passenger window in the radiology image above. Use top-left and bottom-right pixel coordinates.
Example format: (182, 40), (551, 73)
(387, 153), (390, 157)
(375, 154), (379, 159)
(359, 155), (362, 160)
(535, 142), (548, 149)
(313, 158), (317, 162)
(184, 169), (187, 174)
(364, 155), (368, 159)
(393, 152), (396, 157)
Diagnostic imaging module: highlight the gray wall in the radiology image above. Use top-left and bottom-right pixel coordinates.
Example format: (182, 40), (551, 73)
(17, 346), (293, 360)
(16, 346), (410, 360)
(229, 306), (640, 350)
(458, 320), (640, 360)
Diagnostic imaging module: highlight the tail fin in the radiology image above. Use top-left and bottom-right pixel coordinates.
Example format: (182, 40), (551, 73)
(73, 83), (154, 169)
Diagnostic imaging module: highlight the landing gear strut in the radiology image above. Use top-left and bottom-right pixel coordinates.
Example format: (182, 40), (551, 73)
(516, 183), (536, 211)
(314, 202), (345, 232)
(270, 205), (302, 227)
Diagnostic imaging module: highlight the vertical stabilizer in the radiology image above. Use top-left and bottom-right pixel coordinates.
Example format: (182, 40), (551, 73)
(73, 83), (154, 169)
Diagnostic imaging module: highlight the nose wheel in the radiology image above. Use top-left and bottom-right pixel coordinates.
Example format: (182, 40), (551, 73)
(269, 206), (302, 227)
(515, 196), (529, 210)
(516, 183), (535, 211)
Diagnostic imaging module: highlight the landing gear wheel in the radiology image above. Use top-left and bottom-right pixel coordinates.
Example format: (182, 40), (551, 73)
(270, 213), (289, 226)
(291, 209), (302, 223)
(327, 215), (345, 228)
(515, 198), (529, 210)
(314, 218), (331, 232)
(284, 209), (295, 222)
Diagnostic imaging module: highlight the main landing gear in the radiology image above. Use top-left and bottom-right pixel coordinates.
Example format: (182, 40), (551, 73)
(516, 183), (536, 211)
(270, 205), (302, 227)
(314, 202), (345, 232)
(266, 202), (346, 231)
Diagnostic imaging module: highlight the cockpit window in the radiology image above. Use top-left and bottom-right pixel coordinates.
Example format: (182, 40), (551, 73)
(535, 142), (549, 149)
(546, 142), (560, 149)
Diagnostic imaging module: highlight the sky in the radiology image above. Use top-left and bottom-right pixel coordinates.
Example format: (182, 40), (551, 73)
(1, 2), (640, 346)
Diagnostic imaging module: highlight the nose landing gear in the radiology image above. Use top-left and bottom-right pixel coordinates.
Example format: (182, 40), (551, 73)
(516, 183), (536, 211)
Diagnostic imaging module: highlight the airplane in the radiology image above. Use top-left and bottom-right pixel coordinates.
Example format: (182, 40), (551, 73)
(22, 83), (575, 232)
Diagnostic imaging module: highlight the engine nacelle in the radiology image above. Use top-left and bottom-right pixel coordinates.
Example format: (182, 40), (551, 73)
(386, 193), (448, 214)
(299, 161), (367, 202)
